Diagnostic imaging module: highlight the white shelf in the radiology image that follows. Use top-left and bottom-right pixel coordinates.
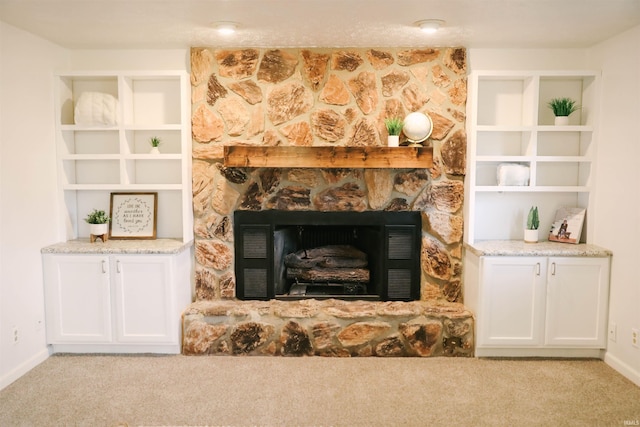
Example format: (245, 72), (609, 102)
(465, 70), (599, 244)
(476, 125), (593, 133)
(474, 186), (591, 193)
(54, 71), (193, 242)
(63, 184), (184, 191)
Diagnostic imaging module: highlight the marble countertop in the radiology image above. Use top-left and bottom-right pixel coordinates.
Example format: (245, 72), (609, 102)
(465, 240), (612, 257)
(41, 238), (193, 255)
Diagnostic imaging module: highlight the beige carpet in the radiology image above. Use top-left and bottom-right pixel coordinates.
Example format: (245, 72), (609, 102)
(1, 354), (639, 426)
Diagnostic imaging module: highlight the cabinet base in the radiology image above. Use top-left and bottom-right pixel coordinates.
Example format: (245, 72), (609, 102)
(49, 343), (182, 354)
(475, 347), (605, 358)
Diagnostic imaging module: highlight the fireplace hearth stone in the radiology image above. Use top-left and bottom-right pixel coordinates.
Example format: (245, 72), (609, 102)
(182, 299), (474, 357)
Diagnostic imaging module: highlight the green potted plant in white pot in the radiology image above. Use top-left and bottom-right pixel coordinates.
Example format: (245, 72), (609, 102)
(149, 136), (161, 154)
(85, 209), (110, 242)
(547, 97), (580, 126)
(524, 206), (540, 243)
(384, 117), (403, 147)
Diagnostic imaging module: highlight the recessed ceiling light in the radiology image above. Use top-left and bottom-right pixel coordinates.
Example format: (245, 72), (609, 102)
(415, 19), (445, 34)
(212, 22), (238, 35)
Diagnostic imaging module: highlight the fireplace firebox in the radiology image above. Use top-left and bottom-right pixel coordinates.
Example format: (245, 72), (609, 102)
(234, 210), (421, 301)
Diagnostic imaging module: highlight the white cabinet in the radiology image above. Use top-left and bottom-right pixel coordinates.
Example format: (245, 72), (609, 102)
(476, 256), (546, 347)
(544, 257), (610, 347)
(464, 245), (611, 357)
(53, 71), (193, 243)
(113, 255), (174, 343)
(43, 255), (112, 343)
(43, 247), (192, 353)
(465, 71), (599, 244)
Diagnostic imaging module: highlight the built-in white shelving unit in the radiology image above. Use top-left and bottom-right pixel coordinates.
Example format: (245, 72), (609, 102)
(54, 71), (193, 242)
(465, 71), (599, 244)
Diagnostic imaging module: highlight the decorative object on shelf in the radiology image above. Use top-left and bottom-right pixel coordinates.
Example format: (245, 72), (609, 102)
(74, 92), (119, 125)
(524, 206), (540, 243)
(402, 112), (433, 147)
(84, 209), (111, 243)
(384, 117), (403, 147)
(497, 163), (530, 186)
(548, 97), (580, 125)
(109, 192), (158, 240)
(548, 207), (586, 244)
(149, 136), (161, 154)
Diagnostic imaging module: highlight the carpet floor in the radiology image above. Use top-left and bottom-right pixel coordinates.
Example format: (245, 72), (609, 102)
(0, 354), (639, 426)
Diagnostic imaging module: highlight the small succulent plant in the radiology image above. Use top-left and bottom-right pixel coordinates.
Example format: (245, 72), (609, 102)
(85, 209), (110, 224)
(384, 117), (404, 136)
(149, 136), (161, 147)
(527, 206), (539, 230)
(547, 98), (580, 117)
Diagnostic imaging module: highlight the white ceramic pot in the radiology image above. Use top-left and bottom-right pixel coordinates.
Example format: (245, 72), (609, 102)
(524, 229), (539, 243)
(89, 223), (109, 236)
(554, 116), (569, 126)
(387, 135), (400, 147)
(150, 146), (160, 154)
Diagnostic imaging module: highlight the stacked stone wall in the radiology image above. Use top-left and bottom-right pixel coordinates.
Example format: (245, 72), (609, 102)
(189, 47), (468, 303)
(183, 299), (473, 357)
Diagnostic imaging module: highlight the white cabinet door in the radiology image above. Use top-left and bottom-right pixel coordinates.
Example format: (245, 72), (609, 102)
(545, 257), (610, 347)
(479, 257), (547, 346)
(113, 255), (175, 343)
(44, 255), (112, 343)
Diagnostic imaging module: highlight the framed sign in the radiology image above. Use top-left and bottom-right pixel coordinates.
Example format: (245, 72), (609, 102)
(109, 192), (158, 239)
(548, 207), (586, 244)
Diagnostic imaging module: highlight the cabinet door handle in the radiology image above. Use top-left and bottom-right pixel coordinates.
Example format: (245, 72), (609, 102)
(101, 260), (107, 274)
(551, 262), (556, 276)
(536, 262), (541, 276)
(117, 260), (121, 273)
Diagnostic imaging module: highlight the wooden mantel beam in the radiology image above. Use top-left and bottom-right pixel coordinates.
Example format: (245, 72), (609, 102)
(223, 146), (433, 169)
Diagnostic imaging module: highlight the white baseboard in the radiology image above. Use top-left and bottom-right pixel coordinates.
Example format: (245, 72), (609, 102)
(0, 348), (50, 391)
(604, 351), (640, 387)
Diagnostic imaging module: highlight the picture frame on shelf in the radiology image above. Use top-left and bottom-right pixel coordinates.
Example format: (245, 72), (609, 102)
(548, 207), (586, 244)
(109, 192), (158, 240)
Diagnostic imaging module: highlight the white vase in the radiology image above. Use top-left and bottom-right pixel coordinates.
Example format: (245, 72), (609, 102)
(387, 135), (399, 147)
(524, 229), (539, 243)
(89, 223), (109, 242)
(554, 116), (569, 126)
(150, 146), (160, 154)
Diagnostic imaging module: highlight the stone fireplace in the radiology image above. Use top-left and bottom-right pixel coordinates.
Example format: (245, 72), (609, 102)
(182, 47), (474, 357)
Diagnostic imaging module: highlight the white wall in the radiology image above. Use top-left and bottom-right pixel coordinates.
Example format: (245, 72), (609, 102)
(0, 22), (69, 389)
(588, 25), (640, 387)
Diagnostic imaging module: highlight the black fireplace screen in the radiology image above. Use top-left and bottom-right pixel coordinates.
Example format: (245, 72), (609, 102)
(234, 210), (421, 301)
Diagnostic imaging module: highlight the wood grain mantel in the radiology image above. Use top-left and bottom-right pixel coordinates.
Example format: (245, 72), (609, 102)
(223, 146), (433, 169)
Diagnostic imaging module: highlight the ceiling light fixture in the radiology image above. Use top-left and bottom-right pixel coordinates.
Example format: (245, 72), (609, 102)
(213, 22), (238, 35)
(415, 19), (444, 34)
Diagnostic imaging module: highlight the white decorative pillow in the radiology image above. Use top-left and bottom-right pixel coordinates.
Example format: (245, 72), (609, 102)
(497, 163), (530, 186)
(74, 92), (119, 125)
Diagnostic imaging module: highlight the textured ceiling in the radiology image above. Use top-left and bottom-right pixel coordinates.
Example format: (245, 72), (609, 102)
(1, 0), (639, 49)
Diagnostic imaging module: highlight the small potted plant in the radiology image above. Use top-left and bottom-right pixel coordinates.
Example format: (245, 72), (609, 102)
(149, 136), (161, 154)
(85, 209), (110, 242)
(524, 206), (540, 243)
(547, 97), (580, 126)
(384, 117), (403, 147)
